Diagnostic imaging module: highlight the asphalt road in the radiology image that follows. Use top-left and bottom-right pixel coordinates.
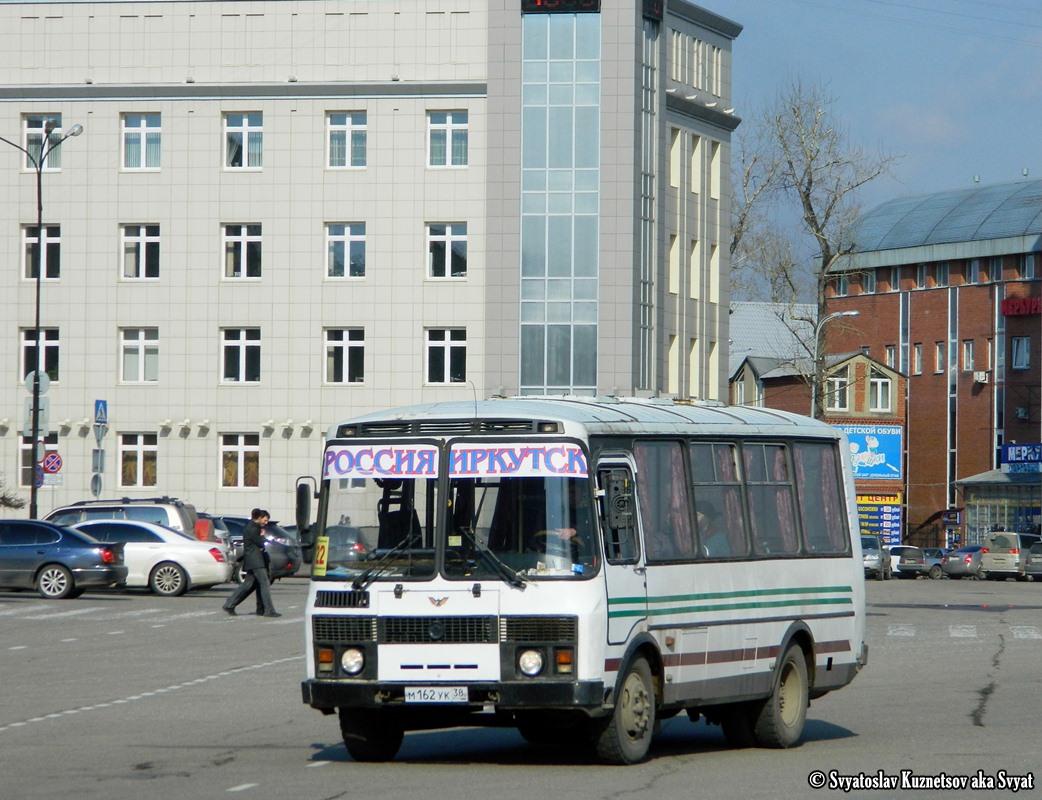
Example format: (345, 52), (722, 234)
(1, 575), (1039, 799)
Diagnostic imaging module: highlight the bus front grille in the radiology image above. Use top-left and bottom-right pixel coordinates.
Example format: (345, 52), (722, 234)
(313, 615), (378, 642)
(380, 615), (498, 644)
(314, 589), (370, 608)
(502, 616), (578, 643)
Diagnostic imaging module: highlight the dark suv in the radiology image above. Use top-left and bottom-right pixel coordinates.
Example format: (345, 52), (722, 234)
(213, 516), (302, 582)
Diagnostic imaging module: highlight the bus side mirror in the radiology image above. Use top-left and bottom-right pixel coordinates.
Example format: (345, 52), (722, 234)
(606, 474), (634, 530)
(295, 479), (315, 547)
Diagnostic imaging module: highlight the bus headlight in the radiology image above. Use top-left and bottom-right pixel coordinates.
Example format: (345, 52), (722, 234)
(341, 648), (365, 675)
(518, 649), (544, 677)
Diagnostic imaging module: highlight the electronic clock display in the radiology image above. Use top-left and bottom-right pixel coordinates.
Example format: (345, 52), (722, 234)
(521, 0), (601, 14)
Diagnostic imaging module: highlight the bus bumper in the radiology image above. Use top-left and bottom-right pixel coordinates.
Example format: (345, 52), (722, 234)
(302, 678), (605, 711)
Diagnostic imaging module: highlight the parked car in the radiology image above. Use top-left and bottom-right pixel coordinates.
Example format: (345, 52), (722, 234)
(980, 531), (1042, 581)
(0, 519), (127, 599)
(45, 497), (200, 537)
(888, 545), (929, 579)
(1024, 543), (1042, 582)
(72, 519), (232, 596)
(922, 547), (949, 579)
(861, 534), (892, 580)
(214, 516), (302, 582)
(941, 545), (985, 580)
(323, 524), (372, 563)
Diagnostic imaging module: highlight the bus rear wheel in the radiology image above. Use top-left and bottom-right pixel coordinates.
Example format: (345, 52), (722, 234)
(595, 655), (656, 764)
(753, 643), (809, 748)
(338, 708), (404, 762)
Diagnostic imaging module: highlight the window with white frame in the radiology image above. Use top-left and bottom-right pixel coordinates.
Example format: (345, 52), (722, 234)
(1022, 254), (1036, 279)
(968, 259), (980, 284)
(889, 266), (900, 292)
(428, 223), (468, 278)
(122, 224), (160, 279)
(220, 433), (259, 488)
(328, 112), (367, 168)
(223, 224), (262, 278)
(326, 223), (365, 278)
(912, 343), (922, 375)
(23, 225), (60, 280)
(868, 368), (891, 412)
(833, 274), (848, 297)
(119, 433), (158, 487)
(122, 113), (161, 169)
(962, 339), (975, 371)
(935, 261), (949, 287)
(426, 328), (467, 383)
(934, 341), (945, 373)
(23, 114), (66, 170)
(1011, 336), (1030, 370)
(825, 366), (850, 412)
(325, 328), (364, 383)
(885, 345), (896, 368)
(222, 328), (261, 382)
(121, 328), (159, 382)
(428, 110), (468, 167)
(224, 112), (263, 168)
(916, 263), (926, 288)
(19, 433), (57, 488)
(21, 328), (60, 381)
(990, 256), (1002, 281)
(861, 270), (876, 294)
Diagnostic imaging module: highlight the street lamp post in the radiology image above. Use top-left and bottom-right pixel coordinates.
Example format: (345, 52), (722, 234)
(0, 119), (83, 518)
(811, 309), (860, 419)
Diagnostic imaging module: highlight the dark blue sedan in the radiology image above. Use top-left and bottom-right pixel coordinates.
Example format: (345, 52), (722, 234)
(0, 519), (128, 599)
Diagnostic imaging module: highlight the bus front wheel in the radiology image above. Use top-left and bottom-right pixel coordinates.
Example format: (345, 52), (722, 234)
(595, 655), (656, 764)
(338, 708), (404, 762)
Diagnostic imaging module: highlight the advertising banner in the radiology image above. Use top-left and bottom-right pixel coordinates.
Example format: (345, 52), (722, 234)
(858, 492), (902, 547)
(839, 424), (903, 480)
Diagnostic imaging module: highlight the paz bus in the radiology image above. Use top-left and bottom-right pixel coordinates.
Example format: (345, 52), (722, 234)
(296, 396), (867, 764)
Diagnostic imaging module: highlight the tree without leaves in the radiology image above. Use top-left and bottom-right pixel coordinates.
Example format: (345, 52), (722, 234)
(1, 475), (27, 510)
(731, 78), (899, 418)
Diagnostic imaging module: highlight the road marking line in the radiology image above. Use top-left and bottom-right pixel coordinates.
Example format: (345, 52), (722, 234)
(950, 625), (978, 638)
(24, 607), (102, 620)
(887, 624), (916, 637)
(1010, 626), (1042, 639)
(228, 784), (259, 792)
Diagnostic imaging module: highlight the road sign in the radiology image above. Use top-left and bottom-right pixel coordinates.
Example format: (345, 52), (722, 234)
(22, 396), (50, 437)
(92, 449), (105, 473)
(25, 371), (51, 396)
(90, 473), (103, 498)
(94, 400), (108, 425)
(42, 452), (63, 474)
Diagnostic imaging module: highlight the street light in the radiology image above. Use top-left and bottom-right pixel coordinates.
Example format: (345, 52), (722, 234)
(0, 119), (83, 518)
(811, 309), (860, 419)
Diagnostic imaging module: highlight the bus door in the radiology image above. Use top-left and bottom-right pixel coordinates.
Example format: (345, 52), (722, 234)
(597, 461), (646, 644)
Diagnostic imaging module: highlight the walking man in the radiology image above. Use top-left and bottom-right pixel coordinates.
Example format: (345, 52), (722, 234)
(222, 508), (281, 617)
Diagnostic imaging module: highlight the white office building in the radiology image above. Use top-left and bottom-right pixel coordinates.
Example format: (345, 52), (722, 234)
(0, 0), (740, 520)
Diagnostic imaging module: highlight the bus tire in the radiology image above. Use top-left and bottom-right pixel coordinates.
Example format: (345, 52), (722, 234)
(338, 709), (403, 762)
(752, 643), (809, 748)
(595, 655), (656, 764)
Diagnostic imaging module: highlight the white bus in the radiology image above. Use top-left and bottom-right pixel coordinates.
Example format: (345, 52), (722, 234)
(297, 397), (867, 764)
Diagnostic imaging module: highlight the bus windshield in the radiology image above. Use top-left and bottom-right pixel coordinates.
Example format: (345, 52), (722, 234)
(314, 439), (596, 582)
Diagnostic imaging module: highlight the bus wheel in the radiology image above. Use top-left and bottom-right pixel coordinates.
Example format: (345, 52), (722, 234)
(595, 656), (656, 764)
(753, 644), (809, 748)
(338, 709), (403, 762)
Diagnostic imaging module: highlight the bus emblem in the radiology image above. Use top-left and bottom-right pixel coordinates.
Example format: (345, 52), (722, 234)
(429, 596), (449, 607)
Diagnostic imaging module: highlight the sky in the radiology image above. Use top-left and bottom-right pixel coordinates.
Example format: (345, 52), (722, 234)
(702, 0), (1042, 212)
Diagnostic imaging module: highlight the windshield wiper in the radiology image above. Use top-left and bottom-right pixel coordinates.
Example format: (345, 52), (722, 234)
(352, 534), (418, 591)
(459, 527), (527, 590)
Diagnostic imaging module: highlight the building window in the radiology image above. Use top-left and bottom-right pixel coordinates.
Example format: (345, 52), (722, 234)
(935, 261), (949, 287)
(962, 340), (975, 372)
(24, 114), (66, 170)
(119, 433), (158, 488)
(869, 368), (891, 412)
(889, 266), (900, 292)
(222, 328), (261, 382)
(990, 256), (1002, 281)
(1011, 336), (1030, 370)
(968, 259), (980, 284)
(826, 366), (850, 412)
(328, 112), (367, 168)
(916, 263), (926, 289)
(426, 328), (467, 383)
(325, 329), (364, 384)
(885, 345), (896, 368)
(21, 328), (59, 381)
(326, 223), (365, 278)
(122, 113), (161, 169)
(934, 342), (945, 373)
(220, 433), (260, 488)
(19, 433), (57, 488)
(223, 224), (262, 278)
(861, 270), (876, 294)
(121, 328), (159, 383)
(1022, 254), (1036, 280)
(428, 223), (468, 278)
(833, 274), (848, 297)
(121, 224), (160, 279)
(224, 112), (263, 169)
(912, 343), (923, 375)
(23, 225), (60, 280)
(428, 110), (468, 167)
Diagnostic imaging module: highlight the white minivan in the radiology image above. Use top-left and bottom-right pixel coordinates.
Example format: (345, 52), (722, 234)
(980, 531), (1042, 581)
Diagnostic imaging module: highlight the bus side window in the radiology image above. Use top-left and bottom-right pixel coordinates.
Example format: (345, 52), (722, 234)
(599, 468), (638, 563)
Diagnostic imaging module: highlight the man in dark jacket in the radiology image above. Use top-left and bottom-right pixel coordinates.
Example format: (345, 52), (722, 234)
(222, 508), (281, 617)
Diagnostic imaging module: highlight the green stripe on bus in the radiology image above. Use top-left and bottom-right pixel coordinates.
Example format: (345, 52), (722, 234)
(607, 596), (853, 618)
(608, 585), (853, 606)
